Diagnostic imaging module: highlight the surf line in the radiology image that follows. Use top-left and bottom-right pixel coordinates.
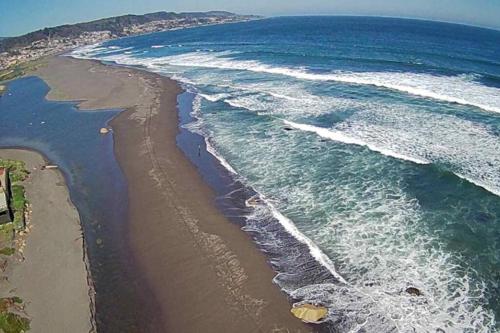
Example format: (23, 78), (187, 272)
(283, 119), (500, 199)
(283, 120), (430, 165)
(195, 118), (349, 284)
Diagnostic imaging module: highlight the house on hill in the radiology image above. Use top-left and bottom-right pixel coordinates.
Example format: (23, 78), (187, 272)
(0, 168), (13, 224)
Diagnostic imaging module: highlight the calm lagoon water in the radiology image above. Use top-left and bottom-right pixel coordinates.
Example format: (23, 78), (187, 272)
(0, 76), (147, 331)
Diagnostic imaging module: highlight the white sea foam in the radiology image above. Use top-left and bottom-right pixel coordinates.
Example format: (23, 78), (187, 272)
(71, 43), (499, 331)
(283, 104), (500, 198)
(204, 139), (238, 174)
(332, 105), (500, 197)
(184, 95), (239, 174)
(257, 195), (348, 284)
(454, 173), (500, 197)
(209, 113), (497, 332)
(151, 45), (166, 48)
(144, 51), (500, 114)
(70, 45), (136, 59)
(188, 94), (348, 284)
(69, 44), (103, 59)
(222, 91), (346, 117)
(76, 43), (500, 213)
(170, 74), (196, 85)
(311, 181), (496, 332)
(199, 139), (349, 286)
(71, 48), (500, 116)
(199, 93), (230, 102)
(223, 98), (253, 110)
(185, 77), (361, 119)
(284, 120), (430, 165)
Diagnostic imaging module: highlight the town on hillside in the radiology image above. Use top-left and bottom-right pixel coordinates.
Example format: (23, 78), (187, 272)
(0, 11), (257, 72)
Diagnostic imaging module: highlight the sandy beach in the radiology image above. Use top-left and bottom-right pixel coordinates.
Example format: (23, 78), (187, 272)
(35, 56), (312, 332)
(0, 149), (93, 333)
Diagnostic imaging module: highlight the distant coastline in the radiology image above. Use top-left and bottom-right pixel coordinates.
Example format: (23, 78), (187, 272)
(0, 11), (259, 75)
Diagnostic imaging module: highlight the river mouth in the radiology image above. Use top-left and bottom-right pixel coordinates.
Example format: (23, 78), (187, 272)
(0, 76), (153, 331)
(4, 15), (500, 332)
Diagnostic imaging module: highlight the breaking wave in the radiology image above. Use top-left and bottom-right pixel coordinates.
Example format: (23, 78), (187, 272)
(70, 31), (500, 331)
(103, 51), (500, 114)
(283, 120), (430, 165)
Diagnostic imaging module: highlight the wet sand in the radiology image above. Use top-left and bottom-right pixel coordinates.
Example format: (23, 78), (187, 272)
(35, 56), (312, 332)
(0, 149), (93, 333)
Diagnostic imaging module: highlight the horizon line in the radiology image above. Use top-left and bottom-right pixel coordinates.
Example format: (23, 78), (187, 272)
(3, 12), (499, 38)
(268, 14), (500, 32)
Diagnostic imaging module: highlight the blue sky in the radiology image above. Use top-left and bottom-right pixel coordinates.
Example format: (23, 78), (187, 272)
(1, 0), (499, 36)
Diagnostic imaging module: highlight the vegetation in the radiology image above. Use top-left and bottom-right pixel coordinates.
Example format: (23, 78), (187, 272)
(11, 186), (26, 212)
(0, 298), (30, 333)
(0, 162), (31, 333)
(0, 312), (30, 333)
(0, 248), (15, 256)
(0, 224), (14, 243)
(0, 57), (47, 83)
(0, 159), (29, 233)
(0, 160), (29, 183)
(11, 186), (26, 230)
(0, 11), (249, 52)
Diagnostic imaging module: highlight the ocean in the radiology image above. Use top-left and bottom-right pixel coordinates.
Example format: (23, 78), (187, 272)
(71, 17), (500, 332)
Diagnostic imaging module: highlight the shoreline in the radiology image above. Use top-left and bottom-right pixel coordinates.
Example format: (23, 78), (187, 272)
(34, 56), (312, 332)
(0, 148), (94, 333)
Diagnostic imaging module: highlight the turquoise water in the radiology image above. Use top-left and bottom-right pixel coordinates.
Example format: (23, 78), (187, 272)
(73, 17), (500, 332)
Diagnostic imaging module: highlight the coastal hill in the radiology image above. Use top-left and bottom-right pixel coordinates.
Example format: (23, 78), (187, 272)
(0, 11), (258, 71)
(0, 11), (255, 52)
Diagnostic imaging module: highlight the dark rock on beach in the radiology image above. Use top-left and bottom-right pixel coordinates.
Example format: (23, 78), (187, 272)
(405, 287), (423, 296)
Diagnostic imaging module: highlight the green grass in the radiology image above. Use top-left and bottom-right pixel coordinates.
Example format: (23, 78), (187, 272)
(12, 212), (24, 231)
(0, 67), (25, 83)
(10, 186), (25, 212)
(10, 298), (22, 305)
(0, 224), (14, 243)
(0, 58), (47, 83)
(0, 160), (29, 183)
(0, 248), (15, 256)
(11, 186), (26, 231)
(0, 298), (30, 333)
(0, 69), (21, 83)
(0, 159), (29, 231)
(0, 312), (30, 333)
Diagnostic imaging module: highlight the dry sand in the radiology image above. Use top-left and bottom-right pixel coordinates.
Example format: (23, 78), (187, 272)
(35, 56), (312, 332)
(0, 149), (93, 333)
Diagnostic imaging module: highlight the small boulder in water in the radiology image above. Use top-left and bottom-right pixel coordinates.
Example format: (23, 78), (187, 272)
(364, 281), (380, 287)
(100, 127), (110, 135)
(405, 287), (422, 296)
(291, 303), (328, 323)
